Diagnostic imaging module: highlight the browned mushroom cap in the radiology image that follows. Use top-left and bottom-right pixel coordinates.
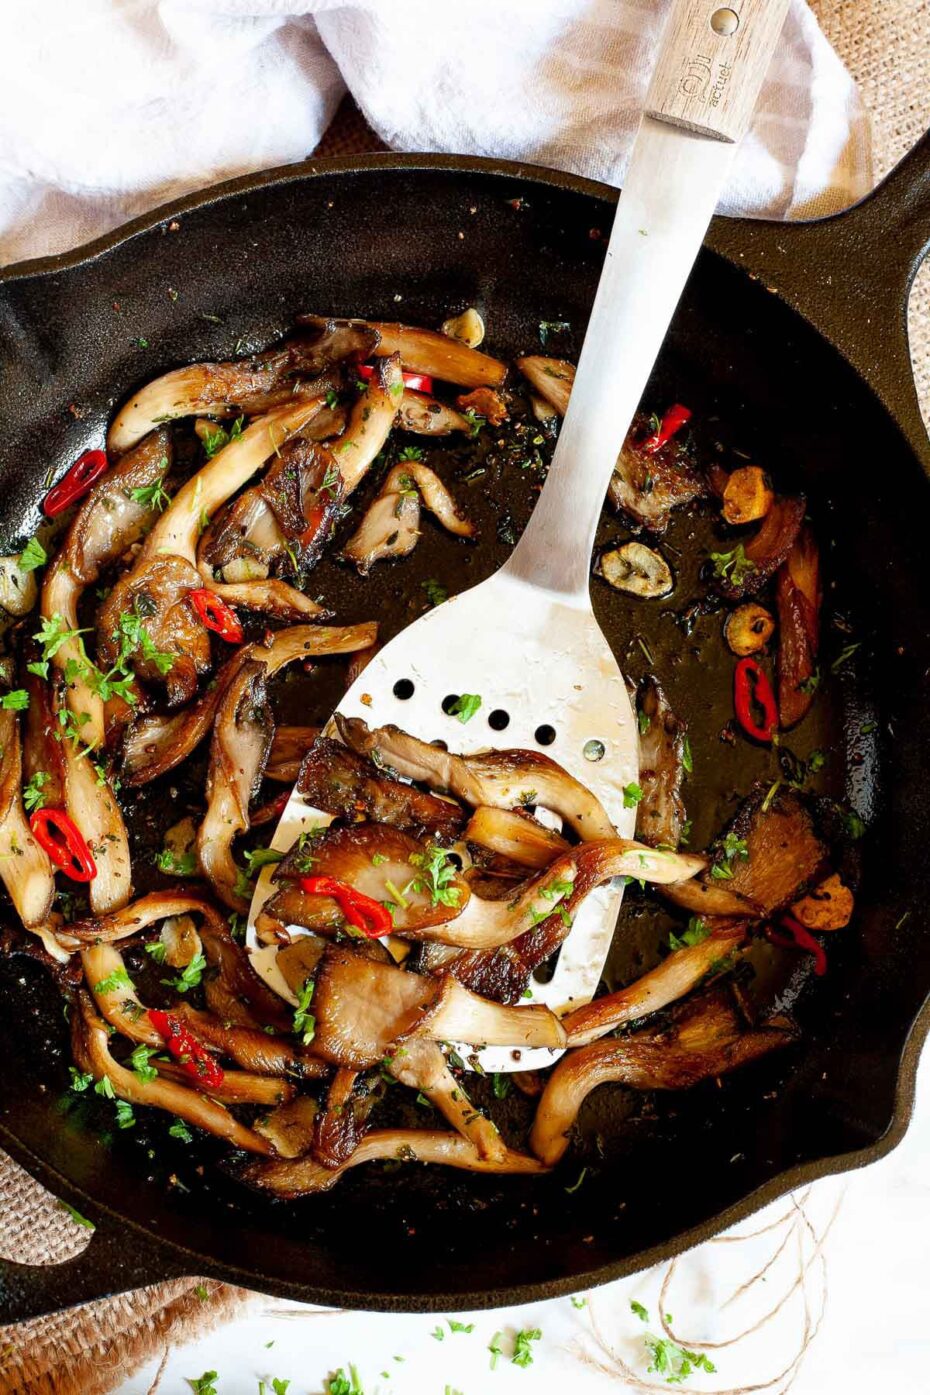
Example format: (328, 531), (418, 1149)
(464, 805), (569, 870)
(396, 390), (471, 435)
(96, 553), (210, 707)
(299, 316), (506, 389)
(255, 1094), (320, 1159)
(242, 1129), (547, 1196)
(122, 622), (377, 786)
(269, 822), (470, 936)
(342, 463), (420, 574)
(265, 726), (321, 784)
(71, 990), (272, 1154)
(108, 319), (377, 454)
(608, 413), (705, 533)
(199, 924), (295, 1033)
(562, 923), (748, 1048)
(387, 1038), (505, 1162)
(309, 943), (564, 1071)
(635, 676), (688, 850)
(154, 1060), (296, 1107)
(335, 716), (617, 842)
(296, 737), (465, 840)
(195, 659), (273, 912)
(531, 990), (797, 1165)
(661, 785), (828, 922)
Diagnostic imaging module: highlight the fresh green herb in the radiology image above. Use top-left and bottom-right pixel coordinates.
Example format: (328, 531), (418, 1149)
(228, 912), (246, 943)
(644, 1334), (716, 1385)
(448, 1319), (474, 1333)
(114, 1099), (135, 1129)
(831, 643), (860, 672)
(69, 1066), (93, 1093)
(293, 979), (316, 1045)
(145, 940), (168, 964)
(709, 543), (756, 589)
(637, 709), (651, 736)
(169, 1120), (193, 1142)
(761, 779), (780, 813)
(371, 852), (388, 867)
(162, 951), (206, 994)
(326, 1367), (364, 1395)
(188, 1373), (219, 1395)
(511, 1327), (542, 1368)
(798, 668), (820, 696)
(23, 770), (50, 811)
(631, 1300), (650, 1322)
(668, 917), (710, 951)
(243, 847), (284, 874)
(564, 1166), (587, 1194)
(398, 444), (425, 461)
(94, 1075), (116, 1099)
(896, 911), (911, 931)
(129, 477), (171, 512)
(448, 693), (481, 724)
(622, 781), (644, 808)
(137, 337), (150, 348)
(571, 1295), (588, 1309)
(155, 847), (197, 876)
(431, 1325), (445, 1341)
(18, 537), (47, 572)
(325, 389), (339, 409)
(422, 578), (449, 607)
(0, 689), (28, 711)
(59, 1200), (95, 1229)
(488, 1332), (505, 1370)
(681, 734), (693, 774)
(29, 614), (90, 679)
(93, 966), (133, 995)
(129, 1043), (158, 1083)
(203, 416), (245, 458)
(491, 1072), (511, 1099)
(194, 1283), (209, 1300)
(462, 409), (485, 437)
(807, 749), (826, 774)
(844, 811), (866, 840)
(409, 844), (461, 908)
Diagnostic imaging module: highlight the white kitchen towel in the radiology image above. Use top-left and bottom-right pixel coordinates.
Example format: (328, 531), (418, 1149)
(0, 0), (871, 270)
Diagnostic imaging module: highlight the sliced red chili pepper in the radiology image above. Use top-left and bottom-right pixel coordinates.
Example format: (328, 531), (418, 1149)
(733, 656), (779, 743)
(766, 916), (827, 977)
(300, 874), (394, 938)
(357, 362), (434, 394)
(642, 404), (691, 454)
(148, 1008), (225, 1088)
(189, 588), (244, 644)
(29, 808), (97, 883)
(43, 449), (109, 517)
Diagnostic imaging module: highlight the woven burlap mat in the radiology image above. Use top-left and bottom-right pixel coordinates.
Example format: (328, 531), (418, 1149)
(2, 7), (929, 1392)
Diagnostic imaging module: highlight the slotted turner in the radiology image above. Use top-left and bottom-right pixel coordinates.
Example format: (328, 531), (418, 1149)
(249, 0), (791, 1070)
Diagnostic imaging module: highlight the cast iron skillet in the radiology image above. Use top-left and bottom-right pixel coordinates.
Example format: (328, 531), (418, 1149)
(0, 136), (929, 1322)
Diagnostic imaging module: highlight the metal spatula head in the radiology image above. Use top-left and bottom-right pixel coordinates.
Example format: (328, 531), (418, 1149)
(248, 571), (637, 1072)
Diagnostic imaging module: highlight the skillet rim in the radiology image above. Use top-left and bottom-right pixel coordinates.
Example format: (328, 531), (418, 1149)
(0, 150), (928, 1315)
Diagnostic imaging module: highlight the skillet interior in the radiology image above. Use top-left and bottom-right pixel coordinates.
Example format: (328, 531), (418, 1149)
(0, 160), (928, 1310)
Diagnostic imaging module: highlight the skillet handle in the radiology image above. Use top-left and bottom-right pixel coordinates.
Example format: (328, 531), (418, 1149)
(0, 1211), (190, 1324)
(708, 130), (930, 466)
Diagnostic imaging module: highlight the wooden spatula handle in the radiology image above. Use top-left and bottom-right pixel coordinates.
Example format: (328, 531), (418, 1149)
(646, 0), (791, 143)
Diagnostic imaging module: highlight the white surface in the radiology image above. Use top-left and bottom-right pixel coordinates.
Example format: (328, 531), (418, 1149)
(114, 1052), (930, 1394)
(0, 0), (871, 271)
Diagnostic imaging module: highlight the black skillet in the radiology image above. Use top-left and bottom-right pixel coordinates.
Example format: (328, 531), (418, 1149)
(0, 135), (929, 1323)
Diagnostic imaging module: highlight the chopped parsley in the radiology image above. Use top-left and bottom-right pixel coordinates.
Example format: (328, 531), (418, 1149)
(18, 536), (47, 572)
(59, 1200), (95, 1230)
(69, 1066), (93, 1093)
(538, 319), (570, 345)
(709, 543), (756, 588)
(491, 1072), (512, 1099)
(114, 1099), (135, 1129)
(637, 708), (651, 736)
(169, 1120), (193, 1143)
(93, 966), (133, 995)
(293, 979), (316, 1045)
(422, 578), (448, 607)
(564, 1166), (587, 1193)
(631, 1300), (650, 1322)
(243, 846), (284, 874)
(622, 781), (644, 808)
(571, 1294), (588, 1309)
(431, 1325), (445, 1341)
(326, 1367), (364, 1395)
(712, 832), (749, 879)
(161, 951), (206, 994)
(668, 917), (710, 951)
(128, 477), (171, 512)
(448, 693), (481, 723)
(447, 1319), (474, 1333)
(844, 810), (866, 840)
(681, 734), (693, 774)
(398, 444), (425, 461)
(129, 1043), (159, 1083)
(488, 1332), (505, 1370)
(831, 642), (860, 672)
(0, 689), (29, 711)
(23, 770), (50, 811)
(155, 847), (197, 877)
(807, 748), (826, 774)
(644, 1334), (716, 1385)
(409, 844), (461, 908)
(203, 416), (245, 458)
(145, 940), (168, 964)
(798, 668), (820, 696)
(188, 1374), (219, 1395)
(511, 1327), (542, 1368)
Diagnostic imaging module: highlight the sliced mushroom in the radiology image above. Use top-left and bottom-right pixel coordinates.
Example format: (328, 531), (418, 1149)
(396, 392), (471, 436)
(332, 355), (404, 496)
(336, 717), (617, 842)
(242, 1128), (547, 1196)
(636, 676), (687, 849)
(296, 736), (465, 840)
(776, 526), (821, 729)
(365, 320), (506, 388)
(790, 873), (853, 931)
(154, 1060), (296, 1107)
(199, 924), (296, 1033)
(66, 890), (226, 944)
(266, 725), (322, 784)
(387, 1037), (505, 1162)
(515, 356), (574, 415)
(724, 603), (775, 657)
(0, 555), (38, 618)
(562, 923), (748, 1047)
(455, 387), (508, 426)
(464, 805), (570, 870)
(196, 659), (273, 911)
(122, 621), (376, 786)
(722, 466), (773, 525)
(441, 308), (486, 349)
(342, 464), (420, 574)
(95, 553), (210, 707)
(608, 412), (706, 533)
(71, 991), (272, 1154)
(597, 542), (673, 599)
(712, 494), (807, 601)
(0, 711), (56, 939)
(531, 990), (796, 1164)
(256, 1094), (320, 1158)
(108, 320), (376, 454)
